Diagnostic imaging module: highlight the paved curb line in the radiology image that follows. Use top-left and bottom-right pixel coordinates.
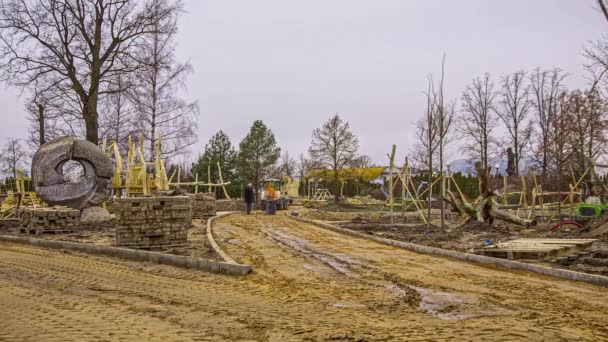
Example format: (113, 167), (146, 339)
(0, 232), (251, 276)
(206, 212), (254, 275)
(287, 213), (608, 288)
(206, 212), (238, 263)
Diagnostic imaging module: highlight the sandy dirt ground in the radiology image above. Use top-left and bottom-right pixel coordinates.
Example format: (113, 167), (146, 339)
(1, 212), (608, 341)
(296, 208), (608, 276)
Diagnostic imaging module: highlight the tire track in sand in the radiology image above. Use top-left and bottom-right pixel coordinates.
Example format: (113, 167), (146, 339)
(1, 213), (608, 340)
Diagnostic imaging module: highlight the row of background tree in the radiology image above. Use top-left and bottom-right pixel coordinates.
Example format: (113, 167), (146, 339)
(413, 43), (608, 191)
(0, 0), (197, 161)
(2, 0), (608, 197)
(189, 115), (371, 199)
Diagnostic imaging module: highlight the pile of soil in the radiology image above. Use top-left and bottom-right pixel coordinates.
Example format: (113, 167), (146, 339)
(347, 219), (607, 250)
(338, 220), (521, 252)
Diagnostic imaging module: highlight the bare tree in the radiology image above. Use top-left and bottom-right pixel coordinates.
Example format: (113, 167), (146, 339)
(0, 138), (27, 179)
(584, 38), (608, 94)
(296, 153), (310, 181)
(496, 70), (532, 176)
(25, 91), (52, 150)
(460, 73), (498, 170)
(350, 154), (373, 168)
(409, 140), (436, 172)
(589, 0), (608, 91)
(412, 77), (439, 174)
(597, 0), (608, 23)
(24, 77), (85, 151)
(529, 67), (566, 180)
(413, 76), (439, 225)
(0, 0), (163, 145)
(565, 89), (608, 176)
(550, 94), (571, 178)
(430, 57), (455, 229)
(130, 0), (198, 161)
(275, 151), (296, 179)
(99, 74), (137, 153)
(309, 113), (359, 201)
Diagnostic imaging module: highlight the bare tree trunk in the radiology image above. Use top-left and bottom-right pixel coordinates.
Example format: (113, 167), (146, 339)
(440, 141), (445, 229)
(427, 85), (434, 225)
(37, 104), (45, 146)
(598, 0), (608, 23)
(150, 22), (159, 161)
(460, 73), (497, 170)
(427, 150), (432, 224)
(443, 161), (536, 227)
(83, 96), (100, 145)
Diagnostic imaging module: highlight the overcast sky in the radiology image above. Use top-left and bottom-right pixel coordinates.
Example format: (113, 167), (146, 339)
(0, 0), (605, 165)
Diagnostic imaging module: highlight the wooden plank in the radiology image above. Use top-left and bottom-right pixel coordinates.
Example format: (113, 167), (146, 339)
(511, 238), (596, 243)
(477, 238), (597, 260)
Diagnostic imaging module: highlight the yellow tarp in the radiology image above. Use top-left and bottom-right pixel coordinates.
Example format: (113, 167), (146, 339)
(307, 167), (384, 182)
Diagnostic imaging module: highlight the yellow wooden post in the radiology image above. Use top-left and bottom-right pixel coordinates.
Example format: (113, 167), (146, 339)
(195, 173), (199, 194)
(530, 187), (537, 220)
(503, 176), (507, 205)
(217, 162), (230, 199)
(387, 144), (396, 224)
(532, 173), (542, 222)
(396, 166), (428, 225)
(519, 176), (527, 219)
(402, 158), (407, 222)
(207, 164), (212, 193)
(177, 167), (181, 189)
(569, 184), (575, 218)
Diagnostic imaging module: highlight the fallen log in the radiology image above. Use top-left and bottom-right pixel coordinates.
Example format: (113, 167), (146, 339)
(444, 161), (536, 227)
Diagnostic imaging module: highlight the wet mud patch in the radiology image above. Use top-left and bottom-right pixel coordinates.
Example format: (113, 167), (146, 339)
(410, 285), (516, 320)
(262, 227), (367, 276)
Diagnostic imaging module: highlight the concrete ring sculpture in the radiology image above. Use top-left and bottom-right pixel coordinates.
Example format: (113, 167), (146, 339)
(32, 136), (113, 210)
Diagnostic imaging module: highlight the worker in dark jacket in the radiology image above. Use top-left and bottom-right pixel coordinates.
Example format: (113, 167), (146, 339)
(244, 183), (255, 214)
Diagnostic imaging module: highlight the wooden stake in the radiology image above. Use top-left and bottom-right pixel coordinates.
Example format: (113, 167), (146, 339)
(207, 164), (212, 193)
(503, 176), (508, 205)
(195, 173), (199, 194)
(396, 167), (428, 225)
(402, 158), (407, 222)
(519, 176), (527, 219)
(177, 167), (181, 189)
(387, 145), (396, 225)
(217, 162), (230, 199)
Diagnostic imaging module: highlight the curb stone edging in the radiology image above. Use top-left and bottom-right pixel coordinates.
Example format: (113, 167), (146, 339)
(287, 212), (608, 288)
(206, 212), (253, 275)
(0, 225), (252, 276)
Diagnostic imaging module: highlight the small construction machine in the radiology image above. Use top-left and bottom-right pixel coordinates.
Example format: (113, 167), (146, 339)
(576, 181), (608, 219)
(260, 179), (290, 211)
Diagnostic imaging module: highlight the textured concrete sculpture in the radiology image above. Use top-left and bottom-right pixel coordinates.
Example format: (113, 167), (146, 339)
(32, 137), (113, 210)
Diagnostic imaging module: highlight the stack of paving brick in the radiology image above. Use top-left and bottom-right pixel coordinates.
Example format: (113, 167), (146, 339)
(216, 198), (242, 212)
(188, 192), (216, 219)
(20, 207), (80, 235)
(114, 196), (192, 249)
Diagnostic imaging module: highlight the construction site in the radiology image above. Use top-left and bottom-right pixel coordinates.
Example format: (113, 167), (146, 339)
(0, 135), (606, 341)
(3, 1), (608, 341)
